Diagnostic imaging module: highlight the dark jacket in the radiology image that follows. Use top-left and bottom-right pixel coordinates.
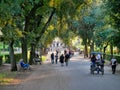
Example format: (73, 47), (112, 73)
(51, 53), (54, 60)
(60, 55), (64, 63)
(65, 54), (70, 62)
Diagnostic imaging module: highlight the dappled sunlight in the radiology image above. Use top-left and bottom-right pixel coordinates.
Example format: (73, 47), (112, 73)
(70, 54), (90, 62)
(25, 73), (56, 82)
(0, 78), (22, 85)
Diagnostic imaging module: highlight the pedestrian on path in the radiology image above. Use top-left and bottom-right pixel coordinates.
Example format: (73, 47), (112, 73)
(64, 49), (67, 55)
(55, 53), (58, 64)
(59, 54), (64, 66)
(51, 53), (54, 64)
(110, 57), (118, 74)
(100, 56), (105, 70)
(91, 54), (96, 67)
(65, 53), (70, 66)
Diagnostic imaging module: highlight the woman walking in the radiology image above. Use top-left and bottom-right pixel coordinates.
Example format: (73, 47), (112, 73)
(60, 54), (64, 66)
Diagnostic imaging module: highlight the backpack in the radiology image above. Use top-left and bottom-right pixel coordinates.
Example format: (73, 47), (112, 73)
(114, 61), (116, 65)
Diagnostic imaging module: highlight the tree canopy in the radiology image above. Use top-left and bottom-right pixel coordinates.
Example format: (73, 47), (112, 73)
(0, 0), (120, 71)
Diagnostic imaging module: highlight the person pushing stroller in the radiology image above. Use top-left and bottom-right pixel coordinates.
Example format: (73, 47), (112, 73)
(90, 53), (105, 75)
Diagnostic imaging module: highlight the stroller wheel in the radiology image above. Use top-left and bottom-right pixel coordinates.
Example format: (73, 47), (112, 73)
(97, 68), (99, 74)
(101, 69), (104, 75)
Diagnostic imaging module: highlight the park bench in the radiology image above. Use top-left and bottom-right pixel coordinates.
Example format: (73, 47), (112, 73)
(33, 57), (42, 65)
(18, 61), (31, 71)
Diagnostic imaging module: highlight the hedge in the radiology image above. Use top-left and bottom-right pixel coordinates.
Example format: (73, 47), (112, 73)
(105, 54), (120, 63)
(0, 56), (2, 65)
(4, 55), (10, 63)
(5, 53), (22, 63)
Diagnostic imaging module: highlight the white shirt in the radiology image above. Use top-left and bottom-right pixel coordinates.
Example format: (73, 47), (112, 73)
(97, 54), (100, 59)
(111, 58), (117, 65)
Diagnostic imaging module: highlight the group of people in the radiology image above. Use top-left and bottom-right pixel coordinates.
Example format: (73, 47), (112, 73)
(91, 54), (105, 74)
(91, 53), (118, 74)
(51, 52), (58, 64)
(50, 50), (71, 66)
(91, 54), (105, 66)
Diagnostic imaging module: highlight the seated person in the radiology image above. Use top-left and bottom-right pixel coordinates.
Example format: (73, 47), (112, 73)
(19, 59), (30, 69)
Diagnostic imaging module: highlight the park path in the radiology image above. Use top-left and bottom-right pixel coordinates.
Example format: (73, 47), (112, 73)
(0, 53), (120, 90)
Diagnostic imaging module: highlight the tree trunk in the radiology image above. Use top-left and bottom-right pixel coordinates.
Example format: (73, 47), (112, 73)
(103, 42), (109, 59)
(21, 37), (28, 63)
(103, 46), (107, 59)
(110, 44), (113, 59)
(9, 40), (17, 71)
(89, 41), (94, 58)
(84, 43), (88, 58)
(29, 43), (36, 65)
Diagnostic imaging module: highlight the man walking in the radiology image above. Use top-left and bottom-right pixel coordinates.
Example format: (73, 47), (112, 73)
(111, 57), (118, 74)
(51, 53), (54, 64)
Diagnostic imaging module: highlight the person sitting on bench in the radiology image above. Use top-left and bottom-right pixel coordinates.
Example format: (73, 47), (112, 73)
(19, 59), (30, 69)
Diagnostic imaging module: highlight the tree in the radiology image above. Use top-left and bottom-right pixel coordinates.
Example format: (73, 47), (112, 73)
(105, 0), (120, 49)
(0, 0), (23, 71)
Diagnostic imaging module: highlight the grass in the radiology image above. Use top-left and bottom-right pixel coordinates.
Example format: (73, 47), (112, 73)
(0, 72), (17, 85)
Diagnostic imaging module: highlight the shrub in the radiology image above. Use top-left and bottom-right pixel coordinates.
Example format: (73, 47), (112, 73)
(105, 54), (120, 63)
(4, 55), (10, 63)
(0, 56), (2, 65)
(5, 53), (22, 63)
(14, 53), (22, 63)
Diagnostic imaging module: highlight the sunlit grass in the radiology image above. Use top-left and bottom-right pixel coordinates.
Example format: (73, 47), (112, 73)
(0, 78), (14, 85)
(0, 72), (20, 85)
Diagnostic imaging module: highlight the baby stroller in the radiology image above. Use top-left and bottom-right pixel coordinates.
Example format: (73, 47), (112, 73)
(90, 61), (104, 75)
(90, 52), (104, 75)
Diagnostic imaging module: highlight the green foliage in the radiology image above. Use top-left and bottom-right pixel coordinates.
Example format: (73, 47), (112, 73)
(105, 0), (120, 49)
(14, 53), (22, 63)
(4, 55), (10, 63)
(95, 28), (115, 47)
(105, 54), (120, 63)
(4, 53), (22, 63)
(105, 0), (120, 28)
(0, 0), (120, 62)
(0, 0), (24, 44)
(0, 56), (2, 65)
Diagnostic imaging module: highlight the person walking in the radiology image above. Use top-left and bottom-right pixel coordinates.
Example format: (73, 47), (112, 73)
(100, 56), (105, 69)
(55, 53), (58, 64)
(59, 54), (64, 66)
(51, 53), (54, 64)
(91, 54), (97, 67)
(65, 53), (70, 66)
(64, 49), (67, 55)
(111, 57), (118, 74)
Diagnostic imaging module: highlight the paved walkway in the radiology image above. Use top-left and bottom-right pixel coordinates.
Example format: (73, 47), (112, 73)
(0, 54), (120, 90)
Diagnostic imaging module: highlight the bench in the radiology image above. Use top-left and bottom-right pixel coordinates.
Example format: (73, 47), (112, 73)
(33, 58), (42, 65)
(18, 62), (31, 71)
